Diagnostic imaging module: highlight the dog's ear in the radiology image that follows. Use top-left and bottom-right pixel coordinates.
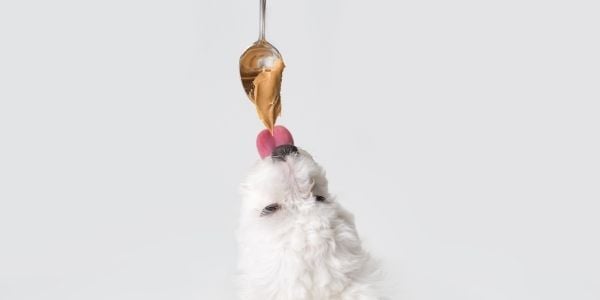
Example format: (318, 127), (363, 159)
(256, 126), (294, 159)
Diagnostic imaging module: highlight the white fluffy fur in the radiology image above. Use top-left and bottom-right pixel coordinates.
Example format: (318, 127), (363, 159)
(238, 148), (382, 300)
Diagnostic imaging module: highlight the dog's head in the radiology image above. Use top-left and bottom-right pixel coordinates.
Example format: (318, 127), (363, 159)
(240, 144), (335, 229)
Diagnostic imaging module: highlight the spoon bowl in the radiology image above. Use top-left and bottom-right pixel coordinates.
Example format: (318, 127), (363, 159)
(239, 40), (283, 97)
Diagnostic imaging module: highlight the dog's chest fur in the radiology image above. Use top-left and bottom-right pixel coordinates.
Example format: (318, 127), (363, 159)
(238, 208), (378, 300)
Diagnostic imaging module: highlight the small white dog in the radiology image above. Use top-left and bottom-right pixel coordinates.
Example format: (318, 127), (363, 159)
(238, 141), (382, 300)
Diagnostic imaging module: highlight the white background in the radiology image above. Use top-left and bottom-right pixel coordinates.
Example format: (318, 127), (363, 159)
(1, 0), (599, 299)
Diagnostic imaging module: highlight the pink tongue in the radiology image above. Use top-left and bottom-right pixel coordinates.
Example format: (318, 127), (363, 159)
(256, 125), (294, 158)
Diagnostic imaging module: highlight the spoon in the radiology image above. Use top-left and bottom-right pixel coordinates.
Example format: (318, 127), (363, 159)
(239, 0), (285, 131)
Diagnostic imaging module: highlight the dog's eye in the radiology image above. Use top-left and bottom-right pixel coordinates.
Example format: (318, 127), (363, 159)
(315, 195), (326, 202)
(260, 203), (280, 216)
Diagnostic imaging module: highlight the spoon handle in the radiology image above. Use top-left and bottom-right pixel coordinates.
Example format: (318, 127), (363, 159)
(259, 0), (266, 41)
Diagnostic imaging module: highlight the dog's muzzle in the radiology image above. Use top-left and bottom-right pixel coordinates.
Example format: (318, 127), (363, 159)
(272, 144), (298, 161)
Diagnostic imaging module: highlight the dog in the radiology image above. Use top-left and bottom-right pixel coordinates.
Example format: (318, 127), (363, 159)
(237, 128), (382, 299)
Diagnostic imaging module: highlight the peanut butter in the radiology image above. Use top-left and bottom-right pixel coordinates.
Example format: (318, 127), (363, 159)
(249, 58), (285, 132)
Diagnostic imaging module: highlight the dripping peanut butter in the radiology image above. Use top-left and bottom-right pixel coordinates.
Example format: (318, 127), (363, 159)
(249, 58), (284, 132)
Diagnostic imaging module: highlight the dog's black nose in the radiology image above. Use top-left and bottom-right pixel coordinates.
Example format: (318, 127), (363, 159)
(272, 144), (298, 160)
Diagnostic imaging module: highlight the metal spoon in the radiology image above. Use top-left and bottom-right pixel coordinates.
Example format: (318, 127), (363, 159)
(239, 0), (285, 130)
